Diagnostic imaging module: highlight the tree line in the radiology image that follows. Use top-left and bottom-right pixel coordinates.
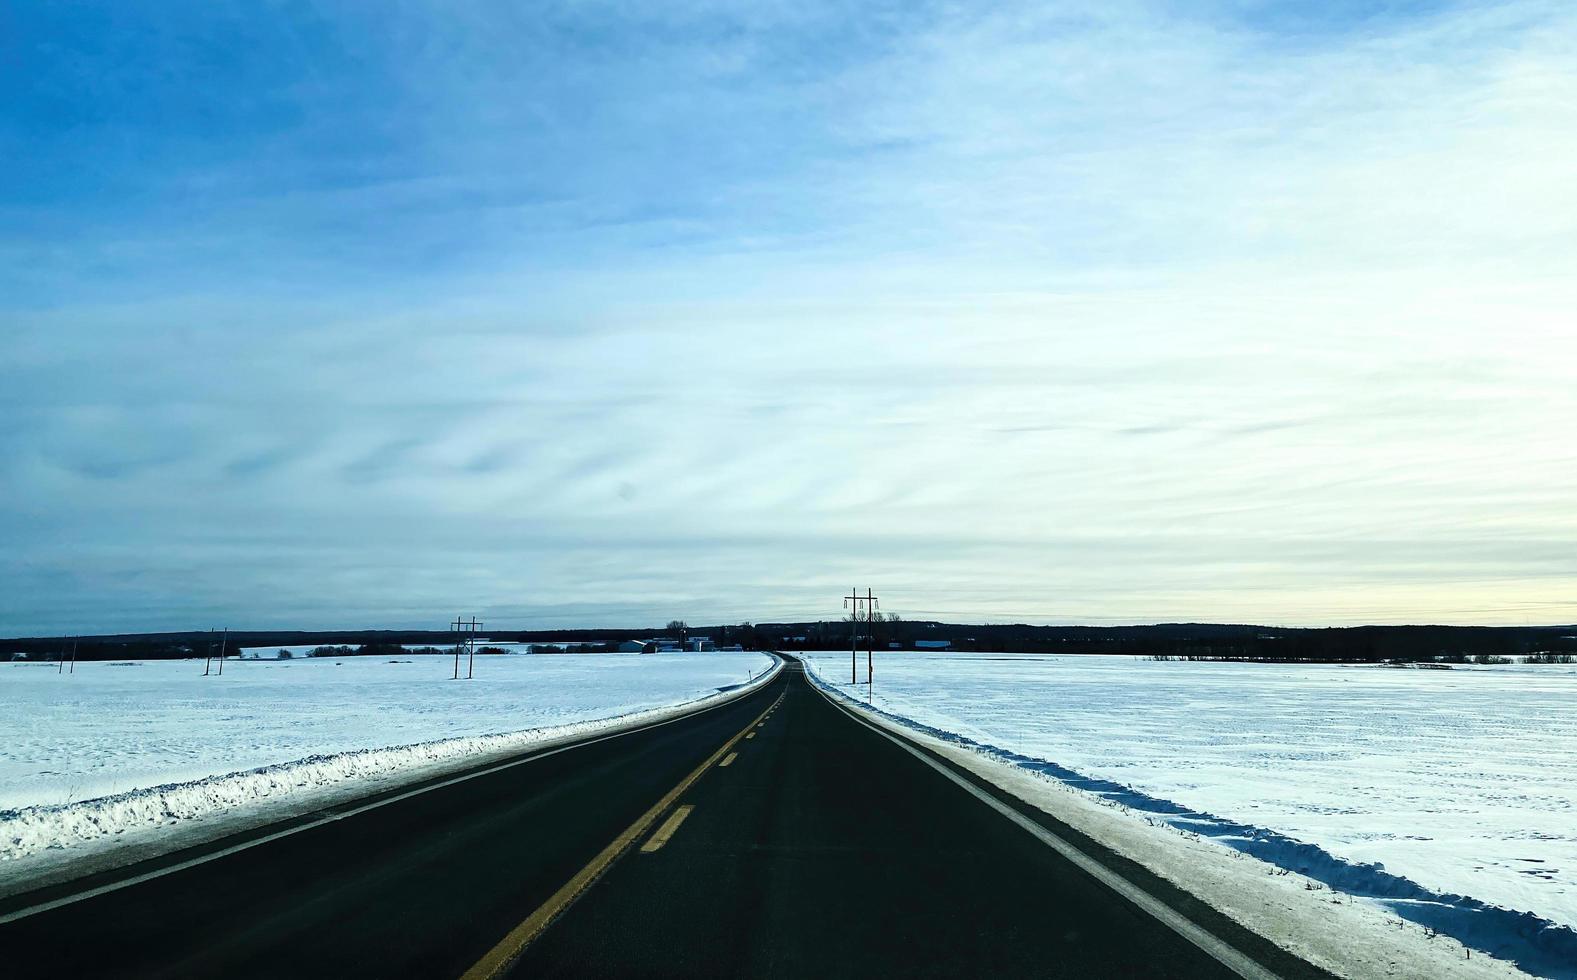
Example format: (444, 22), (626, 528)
(5, 621), (1576, 664)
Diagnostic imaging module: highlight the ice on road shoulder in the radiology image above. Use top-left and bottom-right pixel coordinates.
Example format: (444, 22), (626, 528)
(0, 651), (776, 865)
(803, 652), (1577, 976)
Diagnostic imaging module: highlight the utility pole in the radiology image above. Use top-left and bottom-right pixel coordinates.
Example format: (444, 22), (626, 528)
(69, 637), (78, 674)
(843, 587), (880, 687)
(216, 628), (228, 675)
(57, 636), (69, 674)
(866, 587), (878, 697)
(844, 588), (862, 685)
(450, 616), (481, 679)
(203, 629), (214, 676)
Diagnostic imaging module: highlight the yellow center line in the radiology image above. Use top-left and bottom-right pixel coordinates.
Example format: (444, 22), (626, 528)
(458, 690), (777, 980)
(718, 751), (738, 768)
(639, 805), (695, 853)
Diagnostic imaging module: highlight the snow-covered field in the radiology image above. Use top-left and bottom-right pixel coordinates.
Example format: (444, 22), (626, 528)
(803, 652), (1577, 975)
(1, 651), (775, 868)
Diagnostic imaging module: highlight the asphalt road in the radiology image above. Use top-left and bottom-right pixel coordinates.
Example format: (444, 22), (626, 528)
(0, 658), (1329, 979)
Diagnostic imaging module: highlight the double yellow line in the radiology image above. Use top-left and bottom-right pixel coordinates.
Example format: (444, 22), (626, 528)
(460, 689), (782, 980)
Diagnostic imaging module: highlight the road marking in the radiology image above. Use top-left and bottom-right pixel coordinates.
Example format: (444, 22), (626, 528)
(808, 677), (1281, 980)
(0, 658), (788, 927)
(459, 693), (777, 980)
(719, 752), (738, 768)
(639, 805), (695, 853)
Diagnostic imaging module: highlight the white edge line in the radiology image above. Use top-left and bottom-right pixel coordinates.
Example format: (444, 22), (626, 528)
(805, 666), (1281, 980)
(0, 655), (785, 926)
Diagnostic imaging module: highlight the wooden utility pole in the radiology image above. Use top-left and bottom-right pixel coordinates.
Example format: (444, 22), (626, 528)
(68, 638), (78, 674)
(450, 616), (482, 679)
(844, 588), (861, 684)
(843, 587), (879, 687)
(866, 587), (878, 695)
(202, 628), (229, 676)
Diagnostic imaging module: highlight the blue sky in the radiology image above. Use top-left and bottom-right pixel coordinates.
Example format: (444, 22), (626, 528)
(4, 0), (1576, 635)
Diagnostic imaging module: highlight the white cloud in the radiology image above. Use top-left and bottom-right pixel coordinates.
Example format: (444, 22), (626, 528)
(5, 1), (1577, 632)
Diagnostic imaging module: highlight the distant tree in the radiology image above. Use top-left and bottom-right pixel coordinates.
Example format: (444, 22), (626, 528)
(738, 621), (761, 648)
(1528, 651), (1576, 664)
(277, 650), (293, 660)
(666, 620), (688, 633)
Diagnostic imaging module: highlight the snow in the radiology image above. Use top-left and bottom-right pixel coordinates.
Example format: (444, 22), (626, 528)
(803, 652), (1577, 978)
(0, 652), (777, 872)
(810, 674), (1530, 980)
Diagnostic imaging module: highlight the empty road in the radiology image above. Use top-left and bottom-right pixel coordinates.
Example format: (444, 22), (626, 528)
(1, 658), (1327, 979)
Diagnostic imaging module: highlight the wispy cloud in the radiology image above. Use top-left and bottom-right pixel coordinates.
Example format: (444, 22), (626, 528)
(3, 1), (1576, 633)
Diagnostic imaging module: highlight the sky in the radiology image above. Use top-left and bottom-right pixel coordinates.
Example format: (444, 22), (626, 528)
(3, 0), (1576, 635)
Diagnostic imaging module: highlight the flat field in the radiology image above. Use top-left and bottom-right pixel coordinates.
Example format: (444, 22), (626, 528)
(2, 651), (772, 814)
(803, 652), (1577, 934)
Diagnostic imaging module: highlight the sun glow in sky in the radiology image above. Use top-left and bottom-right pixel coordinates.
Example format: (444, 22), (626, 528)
(4, 1), (1576, 634)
